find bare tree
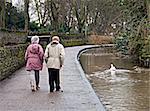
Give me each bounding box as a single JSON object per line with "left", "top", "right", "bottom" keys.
{"left": 46, "top": 0, "right": 73, "bottom": 32}
{"left": 32, "top": 0, "right": 49, "bottom": 27}
{"left": 24, "top": 0, "right": 29, "bottom": 31}
{"left": 27, "top": 0, "right": 123, "bottom": 34}
{"left": 145, "top": 0, "right": 150, "bottom": 21}
{"left": 87, "top": 0, "right": 121, "bottom": 34}
{"left": 0, "top": 0, "right": 5, "bottom": 28}
{"left": 49, "top": 0, "right": 60, "bottom": 31}
{"left": 73, "top": 0, "right": 87, "bottom": 33}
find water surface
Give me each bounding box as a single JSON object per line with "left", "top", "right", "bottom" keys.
{"left": 80, "top": 47, "right": 150, "bottom": 111}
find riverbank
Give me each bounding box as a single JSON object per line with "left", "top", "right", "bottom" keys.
{"left": 79, "top": 46, "right": 150, "bottom": 111}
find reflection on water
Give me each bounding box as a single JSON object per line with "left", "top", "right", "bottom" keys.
{"left": 79, "top": 47, "right": 150, "bottom": 111}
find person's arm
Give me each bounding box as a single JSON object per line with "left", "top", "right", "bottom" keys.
{"left": 25, "top": 46, "right": 29, "bottom": 61}
{"left": 39, "top": 45, "right": 44, "bottom": 63}
{"left": 60, "top": 44, "right": 65, "bottom": 68}
{"left": 44, "top": 45, "right": 49, "bottom": 63}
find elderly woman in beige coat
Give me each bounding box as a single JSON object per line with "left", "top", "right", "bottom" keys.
{"left": 44, "top": 36, "right": 65, "bottom": 92}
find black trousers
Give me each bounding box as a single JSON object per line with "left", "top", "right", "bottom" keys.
{"left": 48, "top": 68, "right": 60, "bottom": 92}
{"left": 34, "top": 70, "right": 39, "bottom": 87}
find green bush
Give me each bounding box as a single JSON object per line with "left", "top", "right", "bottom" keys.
{"left": 115, "top": 33, "right": 129, "bottom": 54}
{"left": 0, "top": 44, "right": 27, "bottom": 80}
{"left": 141, "top": 36, "right": 150, "bottom": 58}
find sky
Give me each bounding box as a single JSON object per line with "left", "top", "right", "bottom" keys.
{"left": 12, "top": 0, "right": 19, "bottom": 4}
{"left": 11, "top": 0, "right": 38, "bottom": 22}
{"left": 12, "top": 0, "right": 17, "bottom": 5}
{"left": 12, "top": 0, "right": 23, "bottom": 6}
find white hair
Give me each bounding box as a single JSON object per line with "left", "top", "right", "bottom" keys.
{"left": 52, "top": 36, "right": 60, "bottom": 43}
{"left": 31, "top": 35, "right": 39, "bottom": 44}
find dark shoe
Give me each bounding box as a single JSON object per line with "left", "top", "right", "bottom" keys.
{"left": 56, "top": 89, "right": 59, "bottom": 91}
{"left": 50, "top": 86, "right": 54, "bottom": 92}
{"left": 56, "top": 86, "right": 60, "bottom": 91}
{"left": 50, "top": 90, "right": 53, "bottom": 93}
{"left": 36, "top": 86, "right": 40, "bottom": 90}
{"left": 32, "top": 89, "right": 36, "bottom": 92}
{"left": 56, "top": 89, "right": 63, "bottom": 92}
{"left": 31, "top": 85, "right": 36, "bottom": 92}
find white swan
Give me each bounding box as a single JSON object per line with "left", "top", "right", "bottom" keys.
{"left": 110, "top": 64, "right": 117, "bottom": 78}
{"left": 89, "top": 63, "right": 132, "bottom": 80}
{"left": 110, "top": 64, "right": 116, "bottom": 71}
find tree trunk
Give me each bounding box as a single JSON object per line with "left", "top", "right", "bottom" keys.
{"left": 24, "top": 0, "right": 29, "bottom": 31}
{"left": 146, "top": 0, "right": 150, "bottom": 21}
{"left": 0, "top": 0, "right": 5, "bottom": 28}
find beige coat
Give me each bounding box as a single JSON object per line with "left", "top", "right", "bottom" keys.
{"left": 44, "top": 42, "right": 65, "bottom": 69}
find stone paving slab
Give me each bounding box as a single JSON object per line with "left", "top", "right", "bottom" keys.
{"left": 0, "top": 45, "right": 106, "bottom": 111}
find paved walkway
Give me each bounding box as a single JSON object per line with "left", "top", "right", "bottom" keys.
{"left": 0, "top": 46, "right": 105, "bottom": 111}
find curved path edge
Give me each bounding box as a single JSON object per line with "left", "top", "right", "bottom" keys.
{"left": 0, "top": 45, "right": 113, "bottom": 111}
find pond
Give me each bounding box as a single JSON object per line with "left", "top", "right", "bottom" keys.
{"left": 79, "top": 47, "right": 150, "bottom": 111}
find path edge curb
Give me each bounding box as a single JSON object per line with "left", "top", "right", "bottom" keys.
{"left": 75, "top": 45, "right": 114, "bottom": 111}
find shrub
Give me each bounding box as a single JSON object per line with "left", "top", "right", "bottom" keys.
{"left": 114, "top": 33, "right": 129, "bottom": 55}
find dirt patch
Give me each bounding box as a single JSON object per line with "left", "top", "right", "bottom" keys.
{"left": 88, "top": 35, "right": 114, "bottom": 44}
